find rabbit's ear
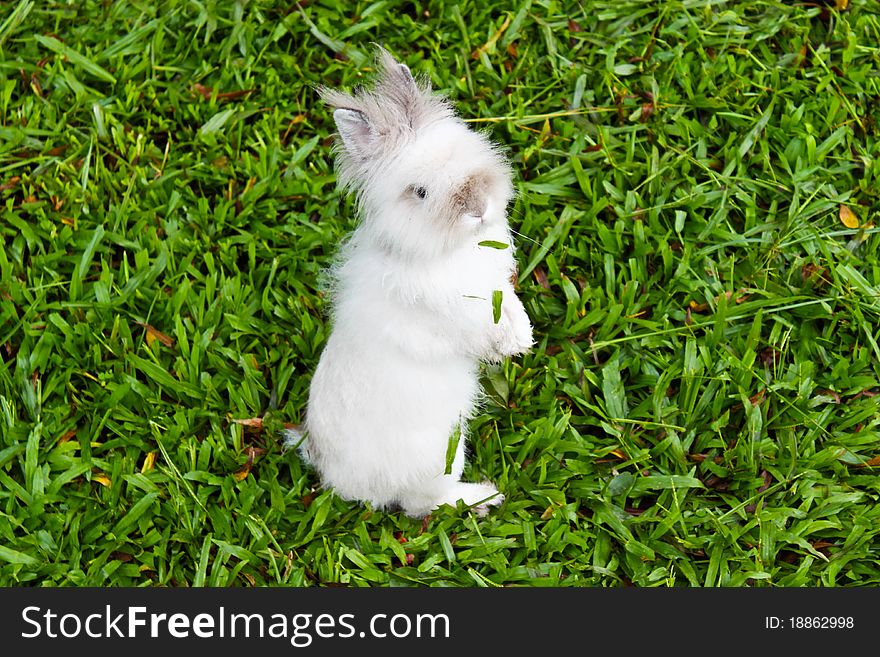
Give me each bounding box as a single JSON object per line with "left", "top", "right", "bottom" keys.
{"left": 333, "top": 108, "right": 373, "bottom": 158}
{"left": 374, "top": 48, "right": 424, "bottom": 126}
{"left": 397, "top": 62, "right": 416, "bottom": 86}
{"left": 385, "top": 56, "right": 418, "bottom": 94}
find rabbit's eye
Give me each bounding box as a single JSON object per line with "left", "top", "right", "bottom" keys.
{"left": 414, "top": 186, "right": 428, "bottom": 200}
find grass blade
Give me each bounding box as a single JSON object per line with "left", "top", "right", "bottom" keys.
{"left": 34, "top": 34, "right": 116, "bottom": 83}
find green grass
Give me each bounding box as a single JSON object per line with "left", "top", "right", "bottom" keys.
{"left": 1, "top": 0, "right": 879, "bottom": 587}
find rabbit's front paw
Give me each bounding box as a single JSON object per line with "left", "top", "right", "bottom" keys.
{"left": 495, "top": 301, "right": 533, "bottom": 356}
{"left": 509, "top": 307, "right": 534, "bottom": 355}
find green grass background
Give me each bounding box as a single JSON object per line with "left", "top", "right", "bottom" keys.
{"left": 1, "top": 0, "right": 879, "bottom": 587}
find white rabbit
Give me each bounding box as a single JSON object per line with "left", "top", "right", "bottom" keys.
{"left": 287, "top": 47, "right": 533, "bottom": 517}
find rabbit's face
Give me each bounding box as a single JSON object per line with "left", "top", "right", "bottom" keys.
{"left": 320, "top": 48, "right": 514, "bottom": 257}
{"left": 367, "top": 120, "right": 513, "bottom": 252}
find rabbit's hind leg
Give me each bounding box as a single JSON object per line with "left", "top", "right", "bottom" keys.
{"left": 397, "top": 478, "right": 503, "bottom": 518}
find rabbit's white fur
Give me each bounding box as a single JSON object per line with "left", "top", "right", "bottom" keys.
{"left": 288, "top": 48, "right": 533, "bottom": 517}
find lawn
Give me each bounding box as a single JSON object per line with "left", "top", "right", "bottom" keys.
{"left": 1, "top": 0, "right": 879, "bottom": 587}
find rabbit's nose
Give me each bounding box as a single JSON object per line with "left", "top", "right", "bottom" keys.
{"left": 457, "top": 173, "right": 491, "bottom": 218}
{"left": 464, "top": 195, "right": 488, "bottom": 219}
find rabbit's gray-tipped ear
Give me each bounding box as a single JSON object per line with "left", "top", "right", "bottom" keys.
{"left": 375, "top": 47, "right": 422, "bottom": 97}
{"left": 333, "top": 108, "right": 373, "bottom": 158}
{"left": 396, "top": 61, "right": 416, "bottom": 87}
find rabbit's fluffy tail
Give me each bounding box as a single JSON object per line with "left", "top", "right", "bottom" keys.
{"left": 282, "top": 425, "right": 306, "bottom": 451}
